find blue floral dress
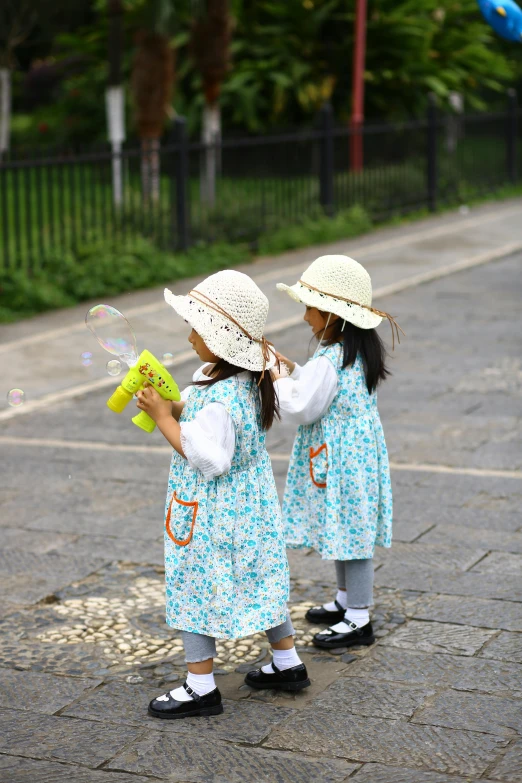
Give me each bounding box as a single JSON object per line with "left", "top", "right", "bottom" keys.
{"left": 282, "top": 343, "right": 392, "bottom": 560}
{"left": 164, "top": 377, "right": 289, "bottom": 639}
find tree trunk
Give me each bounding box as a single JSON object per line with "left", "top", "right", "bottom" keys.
{"left": 141, "top": 137, "right": 161, "bottom": 203}
{"left": 200, "top": 102, "right": 221, "bottom": 206}
{"left": 0, "top": 68, "right": 11, "bottom": 159}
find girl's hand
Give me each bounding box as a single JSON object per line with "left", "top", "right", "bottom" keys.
{"left": 136, "top": 383, "right": 172, "bottom": 423}
{"left": 274, "top": 351, "right": 295, "bottom": 376}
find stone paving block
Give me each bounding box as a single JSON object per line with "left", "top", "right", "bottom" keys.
{"left": 342, "top": 647, "right": 522, "bottom": 695}
{"left": 58, "top": 534, "right": 164, "bottom": 565}
{"left": 308, "top": 677, "right": 435, "bottom": 719}
{"left": 373, "top": 542, "right": 486, "bottom": 571}
{"left": 63, "top": 680, "right": 295, "bottom": 744}
{"left": 413, "top": 594, "right": 522, "bottom": 632}
{"left": 376, "top": 563, "right": 522, "bottom": 601}
{"left": 0, "top": 527, "right": 76, "bottom": 553}
{"left": 412, "top": 690, "right": 522, "bottom": 736}
{"left": 0, "top": 668, "right": 101, "bottom": 714}
{"left": 389, "top": 517, "right": 435, "bottom": 543}
{"left": 381, "top": 620, "right": 495, "bottom": 656}
{"left": 0, "top": 708, "right": 141, "bottom": 767}
{"left": 107, "top": 732, "right": 357, "bottom": 782}
{"left": 265, "top": 710, "right": 508, "bottom": 776}
{"left": 489, "top": 740, "right": 522, "bottom": 782}
{"left": 287, "top": 550, "right": 337, "bottom": 583}
{"left": 418, "top": 523, "right": 522, "bottom": 553}
{"left": 352, "top": 762, "right": 498, "bottom": 783}
{"left": 29, "top": 510, "right": 164, "bottom": 540}
{"left": 0, "top": 756, "right": 152, "bottom": 783}
{"left": 470, "top": 551, "right": 522, "bottom": 575}
{"left": 480, "top": 632, "right": 522, "bottom": 664}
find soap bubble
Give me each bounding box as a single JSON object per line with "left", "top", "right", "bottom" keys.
{"left": 85, "top": 304, "right": 138, "bottom": 367}
{"left": 81, "top": 351, "right": 93, "bottom": 367}
{"left": 162, "top": 352, "right": 174, "bottom": 363}
{"left": 7, "top": 389, "right": 25, "bottom": 407}
{"left": 107, "top": 359, "right": 122, "bottom": 376}
{"left": 459, "top": 205, "right": 470, "bottom": 215}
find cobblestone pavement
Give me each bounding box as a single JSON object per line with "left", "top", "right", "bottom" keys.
{"left": 1, "top": 229, "right": 521, "bottom": 780}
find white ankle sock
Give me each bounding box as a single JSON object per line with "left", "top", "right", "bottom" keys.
{"left": 262, "top": 646, "right": 302, "bottom": 674}
{"left": 344, "top": 607, "right": 370, "bottom": 627}
{"left": 167, "top": 671, "right": 216, "bottom": 702}
{"left": 323, "top": 589, "right": 348, "bottom": 612}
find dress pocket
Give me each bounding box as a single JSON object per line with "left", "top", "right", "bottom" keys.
{"left": 309, "top": 443, "right": 328, "bottom": 488}
{"left": 165, "top": 491, "right": 198, "bottom": 546}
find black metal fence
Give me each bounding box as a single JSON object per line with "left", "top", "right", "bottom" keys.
{"left": 1, "top": 94, "right": 521, "bottom": 272}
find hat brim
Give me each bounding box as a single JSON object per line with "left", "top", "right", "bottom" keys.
{"left": 276, "top": 282, "right": 382, "bottom": 330}
{"left": 164, "top": 288, "right": 276, "bottom": 372}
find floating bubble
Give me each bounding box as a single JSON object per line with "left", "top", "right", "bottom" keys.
{"left": 81, "top": 351, "right": 93, "bottom": 367}
{"left": 107, "top": 359, "right": 123, "bottom": 377}
{"left": 459, "top": 205, "right": 470, "bottom": 215}
{"left": 162, "top": 352, "right": 174, "bottom": 363}
{"left": 85, "top": 304, "right": 138, "bottom": 366}
{"left": 7, "top": 389, "right": 25, "bottom": 407}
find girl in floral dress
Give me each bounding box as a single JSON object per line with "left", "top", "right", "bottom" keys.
{"left": 273, "top": 255, "right": 401, "bottom": 650}
{"left": 136, "top": 270, "right": 310, "bottom": 721}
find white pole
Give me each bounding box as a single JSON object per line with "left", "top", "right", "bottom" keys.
{"left": 106, "top": 85, "right": 126, "bottom": 206}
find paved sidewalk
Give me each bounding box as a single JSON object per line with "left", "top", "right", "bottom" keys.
{"left": 2, "top": 198, "right": 522, "bottom": 417}
{"left": 0, "top": 202, "right": 521, "bottom": 782}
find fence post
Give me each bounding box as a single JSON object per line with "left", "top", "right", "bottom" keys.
{"left": 172, "top": 116, "right": 190, "bottom": 252}
{"left": 319, "top": 102, "right": 335, "bottom": 216}
{"left": 506, "top": 88, "right": 518, "bottom": 185}
{"left": 426, "top": 93, "right": 438, "bottom": 212}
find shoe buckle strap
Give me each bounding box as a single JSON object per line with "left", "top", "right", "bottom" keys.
{"left": 183, "top": 682, "right": 201, "bottom": 701}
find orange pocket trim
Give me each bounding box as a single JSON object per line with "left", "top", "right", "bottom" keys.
{"left": 309, "top": 443, "right": 328, "bottom": 488}
{"left": 165, "top": 491, "right": 198, "bottom": 546}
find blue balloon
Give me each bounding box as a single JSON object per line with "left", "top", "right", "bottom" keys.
{"left": 477, "top": 0, "right": 522, "bottom": 41}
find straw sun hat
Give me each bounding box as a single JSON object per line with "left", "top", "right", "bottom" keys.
{"left": 164, "top": 270, "right": 276, "bottom": 373}
{"left": 277, "top": 254, "right": 403, "bottom": 346}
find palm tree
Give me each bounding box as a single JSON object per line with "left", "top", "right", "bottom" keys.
{"left": 190, "top": 0, "right": 232, "bottom": 204}
{"left": 130, "top": 0, "right": 176, "bottom": 202}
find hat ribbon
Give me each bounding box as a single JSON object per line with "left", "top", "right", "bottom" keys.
{"left": 188, "top": 290, "right": 273, "bottom": 384}
{"left": 298, "top": 279, "right": 405, "bottom": 350}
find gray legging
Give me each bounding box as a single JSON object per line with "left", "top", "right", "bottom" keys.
{"left": 334, "top": 558, "right": 374, "bottom": 608}
{"left": 182, "top": 611, "right": 295, "bottom": 663}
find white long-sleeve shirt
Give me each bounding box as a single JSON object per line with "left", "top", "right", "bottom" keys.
{"left": 275, "top": 355, "right": 338, "bottom": 426}
{"left": 179, "top": 365, "right": 243, "bottom": 481}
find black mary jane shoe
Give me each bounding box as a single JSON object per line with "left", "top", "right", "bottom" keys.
{"left": 148, "top": 682, "right": 224, "bottom": 720}
{"left": 305, "top": 600, "right": 346, "bottom": 626}
{"left": 313, "top": 620, "right": 375, "bottom": 650}
{"left": 244, "top": 661, "right": 311, "bottom": 692}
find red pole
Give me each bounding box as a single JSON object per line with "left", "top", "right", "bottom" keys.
{"left": 350, "top": 0, "right": 367, "bottom": 172}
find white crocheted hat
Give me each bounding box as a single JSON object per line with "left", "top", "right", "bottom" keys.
{"left": 277, "top": 255, "right": 382, "bottom": 330}
{"left": 164, "top": 270, "right": 276, "bottom": 373}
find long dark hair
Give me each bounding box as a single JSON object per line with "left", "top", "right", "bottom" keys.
{"left": 318, "top": 315, "right": 390, "bottom": 394}
{"left": 194, "top": 359, "right": 280, "bottom": 430}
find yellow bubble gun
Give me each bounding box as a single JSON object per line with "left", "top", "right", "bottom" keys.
{"left": 106, "top": 349, "right": 181, "bottom": 433}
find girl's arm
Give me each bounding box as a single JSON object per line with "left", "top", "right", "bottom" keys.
{"left": 180, "top": 403, "right": 235, "bottom": 480}
{"left": 136, "top": 385, "right": 186, "bottom": 455}
{"left": 274, "top": 355, "right": 338, "bottom": 425}
{"left": 171, "top": 400, "right": 185, "bottom": 421}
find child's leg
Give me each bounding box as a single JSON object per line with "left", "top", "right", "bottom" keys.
{"left": 312, "top": 559, "right": 375, "bottom": 648}
{"left": 148, "top": 631, "right": 223, "bottom": 718}
{"left": 244, "top": 612, "right": 310, "bottom": 690}
{"left": 305, "top": 561, "right": 347, "bottom": 623}
{"left": 170, "top": 631, "right": 217, "bottom": 700}
{"left": 263, "top": 612, "right": 302, "bottom": 672}
{"left": 343, "top": 558, "right": 373, "bottom": 626}
{"left": 322, "top": 560, "right": 349, "bottom": 611}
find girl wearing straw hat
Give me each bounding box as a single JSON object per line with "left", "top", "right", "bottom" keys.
{"left": 136, "top": 270, "right": 310, "bottom": 720}
{"left": 274, "top": 255, "right": 401, "bottom": 650}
